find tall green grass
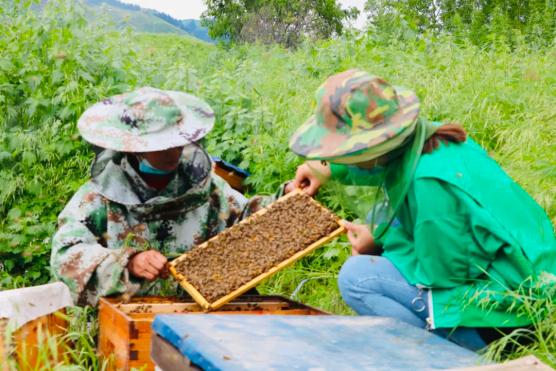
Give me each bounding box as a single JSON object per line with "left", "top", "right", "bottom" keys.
{"left": 482, "top": 274, "right": 556, "bottom": 367}
{"left": 0, "top": 0, "right": 140, "bottom": 288}
{"left": 1, "top": 1, "right": 555, "bottom": 367}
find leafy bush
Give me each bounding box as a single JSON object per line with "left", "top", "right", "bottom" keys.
{"left": 364, "top": 0, "right": 556, "bottom": 48}
{"left": 202, "top": 0, "right": 357, "bottom": 48}
{"left": 0, "top": 0, "right": 139, "bottom": 287}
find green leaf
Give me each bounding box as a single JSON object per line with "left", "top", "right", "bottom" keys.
{"left": 322, "top": 247, "right": 341, "bottom": 260}
{"left": 7, "top": 207, "right": 22, "bottom": 220}
{"left": 4, "top": 259, "right": 15, "bottom": 272}
{"left": 22, "top": 151, "right": 37, "bottom": 165}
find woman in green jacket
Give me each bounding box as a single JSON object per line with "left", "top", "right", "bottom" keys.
{"left": 286, "top": 69, "right": 556, "bottom": 350}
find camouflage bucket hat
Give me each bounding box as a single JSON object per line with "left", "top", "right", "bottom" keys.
{"left": 78, "top": 87, "right": 215, "bottom": 152}
{"left": 289, "top": 69, "right": 420, "bottom": 161}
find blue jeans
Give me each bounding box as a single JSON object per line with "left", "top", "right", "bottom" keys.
{"left": 338, "top": 255, "right": 487, "bottom": 352}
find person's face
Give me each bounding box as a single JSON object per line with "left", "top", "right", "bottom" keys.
{"left": 139, "top": 146, "right": 184, "bottom": 171}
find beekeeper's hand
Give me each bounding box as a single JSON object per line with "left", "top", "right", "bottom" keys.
{"left": 344, "top": 221, "right": 376, "bottom": 256}
{"left": 128, "top": 250, "right": 168, "bottom": 280}
{"left": 285, "top": 160, "right": 331, "bottom": 196}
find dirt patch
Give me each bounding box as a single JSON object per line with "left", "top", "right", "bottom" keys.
{"left": 173, "top": 192, "right": 341, "bottom": 303}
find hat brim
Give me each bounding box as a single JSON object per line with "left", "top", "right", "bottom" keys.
{"left": 289, "top": 86, "right": 419, "bottom": 161}
{"left": 78, "top": 91, "right": 215, "bottom": 153}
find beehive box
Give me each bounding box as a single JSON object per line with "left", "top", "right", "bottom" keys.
{"left": 0, "top": 318, "right": 8, "bottom": 371}
{"left": 150, "top": 315, "right": 486, "bottom": 371}
{"left": 169, "top": 190, "right": 345, "bottom": 310}
{"left": 4, "top": 312, "right": 68, "bottom": 370}
{"left": 98, "top": 295, "right": 325, "bottom": 371}
{"left": 212, "top": 157, "right": 249, "bottom": 193}
{"left": 0, "top": 283, "right": 71, "bottom": 371}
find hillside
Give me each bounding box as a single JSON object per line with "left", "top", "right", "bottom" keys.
{"left": 85, "top": 0, "right": 212, "bottom": 41}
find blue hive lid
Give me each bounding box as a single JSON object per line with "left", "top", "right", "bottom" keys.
{"left": 152, "top": 314, "right": 485, "bottom": 371}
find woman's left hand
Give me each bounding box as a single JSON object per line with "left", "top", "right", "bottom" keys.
{"left": 343, "top": 221, "right": 376, "bottom": 256}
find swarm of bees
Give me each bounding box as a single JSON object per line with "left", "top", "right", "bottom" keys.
{"left": 173, "top": 192, "right": 341, "bottom": 303}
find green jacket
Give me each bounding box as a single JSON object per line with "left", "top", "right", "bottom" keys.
{"left": 331, "top": 139, "right": 556, "bottom": 328}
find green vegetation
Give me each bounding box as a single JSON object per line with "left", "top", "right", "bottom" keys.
{"left": 1, "top": 0, "right": 555, "bottom": 368}
{"left": 89, "top": 4, "right": 188, "bottom": 35}
{"left": 365, "top": 0, "right": 556, "bottom": 48}
{"left": 483, "top": 274, "right": 556, "bottom": 366}
{"left": 202, "top": 0, "right": 358, "bottom": 47}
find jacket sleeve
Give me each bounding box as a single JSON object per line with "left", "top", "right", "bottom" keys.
{"left": 381, "top": 178, "right": 508, "bottom": 288}
{"left": 50, "top": 183, "right": 136, "bottom": 306}
{"left": 209, "top": 173, "right": 286, "bottom": 229}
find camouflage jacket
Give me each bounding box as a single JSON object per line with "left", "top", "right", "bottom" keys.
{"left": 51, "top": 144, "right": 277, "bottom": 306}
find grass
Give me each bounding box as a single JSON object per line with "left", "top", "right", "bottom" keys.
{"left": 2, "top": 307, "right": 109, "bottom": 370}
{"left": 481, "top": 274, "right": 556, "bottom": 367}
{"left": 1, "top": 1, "right": 555, "bottom": 368}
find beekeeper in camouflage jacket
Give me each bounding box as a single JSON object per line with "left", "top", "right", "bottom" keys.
{"left": 51, "top": 88, "right": 277, "bottom": 306}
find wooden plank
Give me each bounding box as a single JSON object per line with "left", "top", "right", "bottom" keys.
{"left": 169, "top": 189, "right": 345, "bottom": 310}
{"left": 118, "top": 303, "right": 200, "bottom": 314}
{"left": 98, "top": 298, "right": 132, "bottom": 371}
{"left": 123, "top": 297, "right": 323, "bottom": 319}
{"left": 0, "top": 318, "right": 10, "bottom": 371}
{"left": 128, "top": 308, "right": 321, "bottom": 321}
{"left": 151, "top": 334, "right": 201, "bottom": 371}
{"left": 166, "top": 268, "right": 211, "bottom": 310}
{"left": 451, "top": 355, "right": 553, "bottom": 371}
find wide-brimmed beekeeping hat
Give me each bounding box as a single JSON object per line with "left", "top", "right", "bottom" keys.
{"left": 78, "top": 87, "right": 215, "bottom": 152}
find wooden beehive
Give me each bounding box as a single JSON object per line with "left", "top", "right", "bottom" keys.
{"left": 0, "top": 318, "right": 8, "bottom": 371}
{"left": 0, "top": 283, "right": 71, "bottom": 370}
{"left": 98, "top": 295, "right": 325, "bottom": 371}
{"left": 212, "top": 158, "right": 249, "bottom": 193}
{"left": 10, "top": 312, "right": 68, "bottom": 370}
{"left": 169, "top": 190, "right": 345, "bottom": 310}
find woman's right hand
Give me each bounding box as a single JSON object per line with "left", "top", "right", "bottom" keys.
{"left": 285, "top": 160, "right": 331, "bottom": 196}
{"left": 344, "top": 221, "right": 376, "bottom": 256}
{"left": 127, "top": 250, "right": 168, "bottom": 281}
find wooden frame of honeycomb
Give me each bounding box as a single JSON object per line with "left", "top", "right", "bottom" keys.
{"left": 169, "top": 189, "right": 345, "bottom": 310}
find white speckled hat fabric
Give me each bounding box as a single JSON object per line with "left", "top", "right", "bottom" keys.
{"left": 78, "top": 87, "right": 215, "bottom": 152}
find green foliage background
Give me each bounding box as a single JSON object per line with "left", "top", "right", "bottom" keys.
{"left": 0, "top": 0, "right": 555, "bottom": 366}
{"left": 366, "top": 0, "right": 556, "bottom": 48}
{"left": 202, "top": 0, "right": 354, "bottom": 47}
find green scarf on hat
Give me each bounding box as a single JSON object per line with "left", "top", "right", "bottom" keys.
{"left": 336, "top": 119, "right": 442, "bottom": 239}
{"left": 370, "top": 119, "right": 441, "bottom": 239}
